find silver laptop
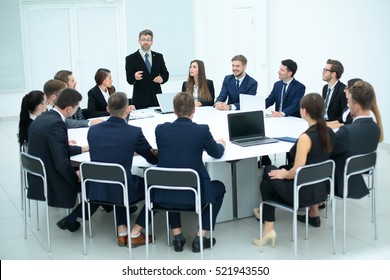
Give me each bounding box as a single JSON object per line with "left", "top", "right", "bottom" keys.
{"left": 239, "top": 94, "right": 266, "bottom": 112}
{"left": 228, "top": 110, "right": 278, "bottom": 147}
{"left": 155, "top": 93, "right": 176, "bottom": 114}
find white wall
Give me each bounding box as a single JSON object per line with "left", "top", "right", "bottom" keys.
{"left": 193, "top": 0, "right": 390, "bottom": 143}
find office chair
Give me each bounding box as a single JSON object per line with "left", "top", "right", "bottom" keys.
{"left": 259, "top": 159, "right": 336, "bottom": 258}
{"left": 80, "top": 161, "right": 137, "bottom": 258}
{"left": 20, "top": 151, "right": 52, "bottom": 253}
{"left": 338, "top": 151, "right": 377, "bottom": 254}
{"left": 144, "top": 167, "right": 212, "bottom": 260}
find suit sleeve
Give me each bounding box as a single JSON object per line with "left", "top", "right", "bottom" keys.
{"left": 266, "top": 84, "right": 277, "bottom": 109}
{"left": 216, "top": 76, "right": 229, "bottom": 103}
{"left": 66, "top": 118, "right": 89, "bottom": 128}
{"left": 203, "top": 126, "right": 224, "bottom": 159}
{"left": 125, "top": 55, "right": 136, "bottom": 85}
{"left": 135, "top": 129, "right": 158, "bottom": 165}
{"left": 283, "top": 83, "right": 305, "bottom": 116}
{"left": 47, "top": 123, "right": 79, "bottom": 185}
{"left": 331, "top": 126, "right": 350, "bottom": 157}
{"left": 87, "top": 89, "right": 109, "bottom": 118}
{"left": 158, "top": 54, "right": 169, "bottom": 84}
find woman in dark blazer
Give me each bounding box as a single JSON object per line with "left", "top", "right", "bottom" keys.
{"left": 87, "top": 68, "right": 116, "bottom": 118}
{"left": 182, "top": 60, "right": 215, "bottom": 106}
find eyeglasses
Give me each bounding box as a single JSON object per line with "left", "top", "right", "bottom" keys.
{"left": 139, "top": 38, "right": 152, "bottom": 42}
{"left": 323, "top": 68, "right": 334, "bottom": 73}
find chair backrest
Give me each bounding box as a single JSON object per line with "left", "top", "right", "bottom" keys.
{"left": 80, "top": 161, "right": 128, "bottom": 207}
{"left": 144, "top": 167, "right": 201, "bottom": 213}
{"left": 294, "top": 159, "right": 335, "bottom": 206}
{"left": 20, "top": 151, "right": 47, "bottom": 198}
{"left": 344, "top": 151, "right": 376, "bottom": 178}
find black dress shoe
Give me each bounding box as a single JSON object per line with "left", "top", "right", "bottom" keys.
{"left": 318, "top": 203, "right": 326, "bottom": 209}
{"left": 297, "top": 215, "right": 321, "bottom": 228}
{"left": 56, "top": 217, "right": 81, "bottom": 232}
{"left": 192, "top": 237, "right": 216, "bottom": 253}
{"left": 173, "top": 238, "right": 186, "bottom": 252}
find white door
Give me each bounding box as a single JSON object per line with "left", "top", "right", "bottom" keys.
{"left": 22, "top": 1, "right": 124, "bottom": 108}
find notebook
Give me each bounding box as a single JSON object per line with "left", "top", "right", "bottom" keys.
{"left": 155, "top": 93, "right": 176, "bottom": 114}
{"left": 239, "top": 94, "right": 266, "bottom": 112}
{"left": 228, "top": 110, "right": 278, "bottom": 147}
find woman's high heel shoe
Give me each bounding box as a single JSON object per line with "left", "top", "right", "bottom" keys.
{"left": 252, "top": 230, "right": 277, "bottom": 248}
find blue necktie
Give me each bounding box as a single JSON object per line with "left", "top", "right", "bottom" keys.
{"left": 145, "top": 53, "right": 151, "bottom": 74}
{"left": 236, "top": 79, "right": 240, "bottom": 93}
{"left": 279, "top": 83, "right": 287, "bottom": 111}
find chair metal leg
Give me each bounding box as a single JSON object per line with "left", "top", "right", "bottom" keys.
{"left": 259, "top": 203, "right": 263, "bottom": 253}
{"left": 24, "top": 186, "right": 28, "bottom": 240}
{"left": 293, "top": 210, "right": 298, "bottom": 259}
{"left": 125, "top": 204, "right": 131, "bottom": 259}
{"left": 166, "top": 212, "right": 170, "bottom": 247}
{"left": 305, "top": 207, "right": 309, "bottom": 240}
{"left": 36, "top": 201, "right": 39, "bottom": 230}
{"left": 151, "top": 210, "right": 155, "bottom": 244}
{"left": 45, "top": 202, "right": 51, "bottom": 253}
{"left": 210, "top": 204, "right": 213, "bottom": 250}
{"left": 113, "top": 206, "right": 117, "bottom": 236}
{"left": 372, "top": 172, "right": 377, "bottom": 240}
{"left": 343, "top": 198, "right": 347, "bottom": 254}
{"left": 198, "top": 207, "right": 204, "bottom": 260}
{"left": 145, "top": 206, "right": 149, "bottom": 259}
{"left": 82, "top": 199, "right": 87, "bottom": 255}
{"left": 88, "top": 203, "right": 92, "bottom": 239}
{"left": 331, "top": 196, "right": 336, "bottom": 255}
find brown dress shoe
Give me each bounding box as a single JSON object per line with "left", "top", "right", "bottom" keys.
{"left": 131, "top": 233, "right": 152, "bottom": 248}
{"left": 117, "top": 235, "right": 128, "bottom": 247}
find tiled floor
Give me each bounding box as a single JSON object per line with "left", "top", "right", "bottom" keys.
{"left": 1, "top": 119, "right": 390, "bottom": 260}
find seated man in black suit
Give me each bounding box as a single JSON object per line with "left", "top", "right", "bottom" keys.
{"left": 155, "top": 92, "right": 226, "bottom": 253}
{"left": 321, "top": 59, "right": 347, "bottom": 121}
{"left": 87, "top": 92, "right": 158, "bottom": 247}
{"left": 28, "top": 88, "right": 91, "bottom": 232}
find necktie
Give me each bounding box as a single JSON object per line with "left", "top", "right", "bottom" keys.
{"left": 324, "top": 87, "right": 332, "bottom": 117}
{"left": 279, "top": 83, "right": 287, "bottom": 111}
{"left": 236, "top": 79, "right": 240, "bottom": 93}
{"left": 145, "top": 53, "right": 151, "bottom": 74}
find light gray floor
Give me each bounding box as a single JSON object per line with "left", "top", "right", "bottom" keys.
{"left": 1, "top": 119, "right": 389, "bottom": 260}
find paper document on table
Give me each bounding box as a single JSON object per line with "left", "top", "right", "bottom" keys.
{"left": 128, "top": 110, "right": 154, "bottom": 120}
{"left": 274, "top": 137, "right": 297, "bottom": 143}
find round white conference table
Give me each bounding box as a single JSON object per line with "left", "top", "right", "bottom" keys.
{"left": 69, "top": 107, "right": 308, "bottom": 222}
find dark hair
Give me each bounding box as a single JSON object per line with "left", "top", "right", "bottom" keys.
{"left": 108, "top": 92, "right": 128, "bottom": 117}
{"left": 139, "top": 29, "right": 153, "bottom": 39}
{"left": 185, "top": 60, "right": 212, "bottom": 101}
{"left": 300, "top": 93, "right": 332, "bottom": 153}
{"left": 174, "top": 92, "right": 195, "bottom": 117}
{"left": 18, "top": 90, "right": 45, "bottom": 146}
{"left": 231, "top": 55, "right": 247, "bottom": 65}
{"left": 347, "top": 78, "right": 362, "bottom": 88}
{"left": 94, "top": 68, "right": 111, "bottom": 85}
{"left": 55, "top": 88, "right": 82, "bottom": 110}
{"left": 349, "top": 81, "right": 375, "bottom": 111}
{"left": 326, "top": 59, "right": 344, "bottom": 79}
{"left": 54, "top": 70, "right": 72, "bottom": 84}
{"left": 281, "top": 59, "right": 298, "bottom": 76}
{"left": 44, "top": 79, "right": 67, "bottom": 98}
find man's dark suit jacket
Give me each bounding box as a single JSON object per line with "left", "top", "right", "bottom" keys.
{"left": 87, "top": 85, "right": 110, "bottom": 118}
{"left": 331, "top": 117, "right": 380, "bottom": 199}
{"left": 265, "top": 78, "right": 306, "bottom": 117}
{"left": 87, "top": 116, "right": 158, "bottom": 205}
{"left": 125, "top": 50, "right": 169, "bottom": 109}
{"left": 27, "top": 110, "right": 81, "bottom": 208}
{"left": 182, "top": 79, "right": 215, "bottom": 106}
{"left": 154, "top": 117, "right": 225, "bottom": 206}
{"left": 215, "top": 74, "right": 257, "bottom": 110}
{"left": 322, "top": 81, "right": 347, "bottom": 121}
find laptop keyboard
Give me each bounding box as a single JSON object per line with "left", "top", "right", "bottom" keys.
{"left": 233, "top": 137, "right": 278, "bottom": 147}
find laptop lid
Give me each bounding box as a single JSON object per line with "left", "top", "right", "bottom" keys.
{"left": 228, "top": 110, "right": 266, "bottom": 141}
{"left": 239, "top": 94, "right": 265, "bottom": 112}
{"left": 156, "top": 93, "right": 176, "bottom": 113}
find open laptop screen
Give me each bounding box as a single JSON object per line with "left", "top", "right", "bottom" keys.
{"left": 228, "top": 110, "right": 265, "bottom": 141}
